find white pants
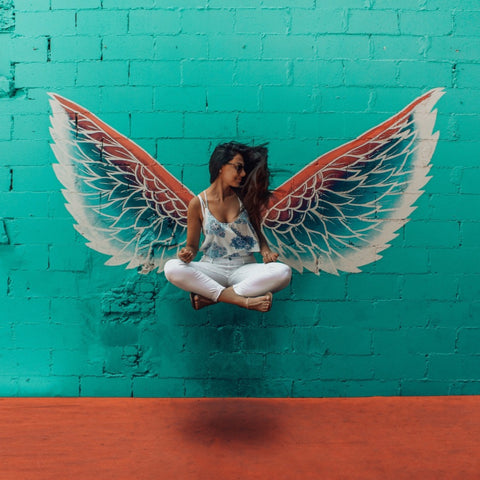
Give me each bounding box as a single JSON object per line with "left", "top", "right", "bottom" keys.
{"left": 164, "top": 254, "right": 292, "bottom": 302}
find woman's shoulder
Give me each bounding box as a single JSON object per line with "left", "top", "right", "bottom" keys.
{"left": 188, "top": 195, "right": 202, "bottom": 211}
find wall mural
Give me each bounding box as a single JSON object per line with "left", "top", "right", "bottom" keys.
{"left": 49, "top": 88, "right": 444, "bottom": 276}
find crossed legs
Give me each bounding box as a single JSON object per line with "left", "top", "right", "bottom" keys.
{"left": 164, "top": 258, "right": 291, "bottom": 312}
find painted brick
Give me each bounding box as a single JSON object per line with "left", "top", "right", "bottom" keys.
{"left": 10, "top": 36, "right": 47, "bottom": 62}
{"left": 399, "top": 10, "right": 453, "bottom": 35}
{"left": 292, "top": 59, "right": 344, "bottom": 87}
{"left": 404, "top": 220, "right": 459, "bottom": 248}
{"left": 80, "top": 376, "right": 132, "bottom": 397}
{"left": 15, "top": 11, "right": 76, "bottom": 36}
{"left": 0, "top": 348, "right": 51, "bottom": 376}
{"left": 372, "top": 354, "right": 427, "bottom": 380}
{"left": 0, "top": 115, "right": 11, "bottom": 140}
{"left": 182, "top": 59, "right": 235, "bottom": 86}
{"left": 235, "top": 9, "right": 289, "bottom": 34}
{"left": 372, "top": 35, "right": 424, "bottom": 60}
{"left": 290, "top": 8, "right": 345, "bottom": 34}
{"left": 205, "top": 86, "right": 258, "bottom": 112}
{"left": 374, "top": 328, "right": 455, "bottom": 355}
{"left": 427, "top": 36, "right": 480, "bottom": 62}
{"left": 0, "top": 244, "right": 49, "bottom": 271}
{"left": 428, "top": 354, "right": 480, "bottom": 381}
{"left": 397, "top": 61, "right": 452, "bottom": 88}
{"left": 346, "top": 273, "right": 401, "bottom": 301}
{"left": 294, "top": 326, "right": 371, "bottom": 355}
{"left": 454, "top": 11, "right": 480, "bottom": 36}
{"left": 237, "top": 112, "right": 290, "bottom": 140}
{"left": 240, "top": 326, "right": 294, "bottom": 353}
{"left": 261, "top": 86, "right": 316, "bottom": 113}
{"left": 154, "top": 34, "right": 208, "bottom": 61}
{"left": 238, "top": 379, "right": 293, "bottom": 397}
{"left": 344, "top": 60, "right": 398, "bottom": 87}
{"left": 0, "top": 378, "right": 19, "bottom": 396}
{"left": 52, "top": 348, "right": 104, "bottom": 376}
{"left": 100, "top": 86, "right": 153, "bottom": 112}
{"left": 461, "top": 221, "right": 480, "bottom": 247}
{"left": 439, "top": 88, "right": 480, "bottom": 115}
{"left": 262, "top": 35, "right": 316, "bottom": 59}
{"left": 427, "top": 301, "right": 471, "bottom": 328}
{"left": 184, "top": 112, "right": 236, "bottom": 138}
{"left": 373, "top": 248, "right": 429, "bottom": 274}
{"left": 49, "top": 244, "right": 89, "bottom": 272}
{"left": 2, "top": 297, "right": 50, "bottom": 323}
{"left": 52, "top": 0, "right": 100, "bottom": 7}
{"left": 450, "top": 381, "right": 480, "bottom": 396}
{"left": 262, "top": 0, "right": 313, "bottom": 7}
{"left": 132, "top": 377, "right": 185, "bottom": 397}
{"left": 181, "top": 9, "right": 234, "bottom": 34}
{"left": 76, "top": 10, "right": 128, "bottom": 35}
{"left": 208, "top": 34, "right": 261, "bottom": 60}
{"left": 8, "top": 165, "right": 58, "bottom": 191}
{"left": 16, "top": 376, "right": 80, "bottom": 396}
{"left": 458, "top": 274, "right": 480, "bottom": 301}
{"left": 13, "top": 0, "right": 50, "bottom": 10}
{"left": 102, "top": 0, "right": 158, "bottom": 7}
{"left": 76, "top": 61, "right": 129, "bottom": 86}
{"left": 50, "top": 36, "right": 101, "bottom": 62}
{"left": 319, "top": 86, "right": 371, "bottom": 112}
{"left": 8, "top": 270, "right": 84, "bottom": 298}
{"left": 293, "top": 274, "right": 346, "bottom": 301}
{"left": 400, "top": 380, "right": 452, "bottom": 396}
{"left": 102, "top": 35, "right": 154, "bottom": 61}
{"left": 430, "top": 247, "right": 480, "bottom": 274}
{"left": 455, "top": 115, "right": 480, "bottom": 142}
{"left": 129, "top": 9, "right": 181, "bottom": 35}
{"left": 348, "top": 9, "right": 399, "bottom": 35}
{"left": 316, "top": 34, "right": 370, "bottom": 60}
{"left": 130, "top": 60, "right": 180, "bottom": 86}
{"left": 130, "top": 112, "right": 183, "bottom": 138}
{"left": 401, "top": 274, "right": 458, "bottom": 301}
{"left": 1, "top": 2, "right": 479, "bottom": 399}
{"left": 6, "top": 217, "right": 79, "bottom": 245}
{"left": 154, "top": 86, "right": 207, "bottom": 112}
{"left": 457, "top": 328, "right": 480, "bottom": 354}
{"left": 427, "top": 194, "right": 479, "bottom": 221}
{"left": 15, "top": 63, "right": 76, "bottom": 88}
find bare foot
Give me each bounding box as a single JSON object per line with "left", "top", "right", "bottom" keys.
{"left": 245, "top": 292, "right": 273, "bottom": 312}
{"left": 190, "top": 293, "right": 215, "bottom": 310}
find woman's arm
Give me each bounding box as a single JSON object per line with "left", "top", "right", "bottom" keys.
{"left": 252, "top": 218, "right": 279, "bottom": 264}
{"left": 178, "top": 196, "right": 202, "bottom": 263}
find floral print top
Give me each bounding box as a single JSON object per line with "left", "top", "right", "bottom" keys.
{"left": 198, "top": 193, "right": 260, "bottom": 259}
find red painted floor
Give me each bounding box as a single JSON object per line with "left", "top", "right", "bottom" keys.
{"left": 0, "top": 396, "right": 479, "bottom": 479}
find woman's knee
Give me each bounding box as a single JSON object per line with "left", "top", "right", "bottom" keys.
{"left": 272, "top": 262, "right": 292, "bottom": 280}
{"left": 272, "top": 262, "right": 292, "bottom": 289}
{"left": 163, "top": 258, "right": 184, "bottom": 283}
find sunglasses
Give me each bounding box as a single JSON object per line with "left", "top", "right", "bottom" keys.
{"left": 226, "top": 162, "right": 245, "bottom": 173}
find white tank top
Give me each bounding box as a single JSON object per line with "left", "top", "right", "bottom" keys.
{"left": 198, "top": 192, "right": 260, "bottom": 259}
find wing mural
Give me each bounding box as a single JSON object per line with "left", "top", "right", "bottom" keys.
{"left": 49, "top": 93, "right": 194, "bottom": 274}
{"left": 262, "top": 88, "right": 444, "bottom": 274}
{"left": 49, "top": 88, "right": 444, "bottom": 276}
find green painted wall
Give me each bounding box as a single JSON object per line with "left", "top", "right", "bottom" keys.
{"left": 1, "top": 0, "right": 479, "bottom": 397}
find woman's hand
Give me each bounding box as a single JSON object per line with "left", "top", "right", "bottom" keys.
{"left": 261, "top": 249, "right": 279, "bottom": 263}
{"left": 178, "top": 246, "right": 196, "bottom": 263}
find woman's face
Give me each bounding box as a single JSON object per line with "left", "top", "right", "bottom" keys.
{"left": 220, "top": 153, "right": 246, "bottom": 187}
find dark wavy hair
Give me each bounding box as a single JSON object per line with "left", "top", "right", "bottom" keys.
{"left": 209, "top": 141, "right": 271, "bottom": 229}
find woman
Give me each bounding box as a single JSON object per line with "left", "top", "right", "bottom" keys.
{"left": 164, "top": 141, "right": 292, "bottom": 312}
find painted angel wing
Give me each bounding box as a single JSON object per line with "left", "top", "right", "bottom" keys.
{"left": 262, "top": 88, "right": 445, "bottom": 275}
{"left": 49, "top": 93, "right": 194, "bottom": 273}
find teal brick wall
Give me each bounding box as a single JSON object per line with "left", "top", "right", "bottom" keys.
{"left": 1, "top": 0, "right": 479, "bottom": 397}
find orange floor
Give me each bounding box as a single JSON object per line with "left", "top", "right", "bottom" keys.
{"left": 1, "top": 396, "right": 479, "bottom": 479}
